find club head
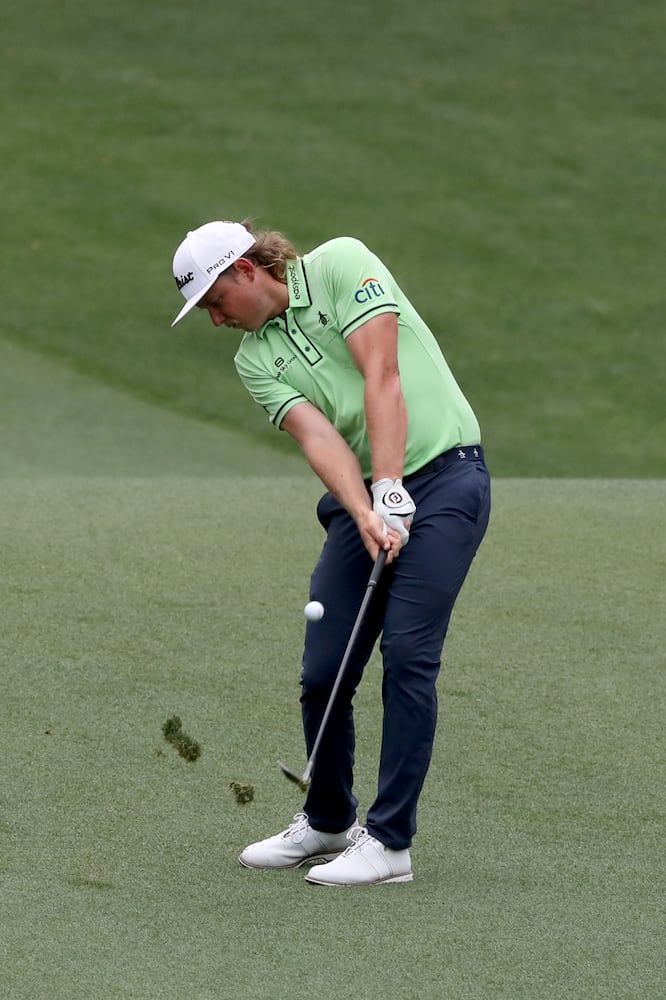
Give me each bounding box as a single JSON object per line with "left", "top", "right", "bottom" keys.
{"left": 278, "top": 760, "right": 310, "bottom": 793}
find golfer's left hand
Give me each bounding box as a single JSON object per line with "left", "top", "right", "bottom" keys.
{"left": 371, "top": 478, "right": 416, "bottom": 545}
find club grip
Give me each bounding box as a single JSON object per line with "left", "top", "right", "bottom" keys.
{"left": 368, "top": 548, "right": 388, "bottom": 588}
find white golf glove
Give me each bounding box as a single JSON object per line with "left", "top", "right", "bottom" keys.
{"left": 371, "top": 478, "right": 416, "bottom": 545}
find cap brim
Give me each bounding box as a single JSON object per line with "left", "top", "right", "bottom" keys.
{"left": 171, "top": 274, "right": 218, "bottom": 327}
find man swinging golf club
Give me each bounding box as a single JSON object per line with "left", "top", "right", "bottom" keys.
{"left": 171, "top": 219, "right": 491, "bottom": 886}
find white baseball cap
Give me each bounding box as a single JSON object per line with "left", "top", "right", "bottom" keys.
{"left": 171, "top": 221, "right": 257, "bottom": 326}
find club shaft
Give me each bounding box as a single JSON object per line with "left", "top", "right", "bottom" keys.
{"left": 302, "top": 548, "right": 387, "bottom": 783}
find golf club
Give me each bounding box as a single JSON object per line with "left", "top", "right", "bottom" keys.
{"left": 279, "top": 547, "right": 388, "bottom": 791}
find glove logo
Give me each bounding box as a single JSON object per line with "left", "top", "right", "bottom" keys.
{"left": 385, "top": 490, "right": 405, "bottom": 507}
{"left": 371, "top": 478, "right": 416, "bottom": 545}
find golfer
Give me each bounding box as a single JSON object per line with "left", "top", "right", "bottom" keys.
{"left": 171, "top": 219, "right": 491, "bottom": 885}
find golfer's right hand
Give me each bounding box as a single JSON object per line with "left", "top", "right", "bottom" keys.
{"left": 355, "top": 510, "right": 402, "bottom": 564}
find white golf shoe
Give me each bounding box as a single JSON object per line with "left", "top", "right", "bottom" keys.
{"left": 304, "top": 827, "right": 413, "bottom": 886}
{"left": 239, "top": 813, "right": 357, "bottom": 870}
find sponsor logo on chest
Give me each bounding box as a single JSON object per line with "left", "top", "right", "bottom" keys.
{"left": 274, "top": 354, "right": 297, "bottom": 376}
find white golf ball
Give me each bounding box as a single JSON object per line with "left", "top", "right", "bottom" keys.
{"left": 304, "top": 600, "right": 325, "bottom": 622}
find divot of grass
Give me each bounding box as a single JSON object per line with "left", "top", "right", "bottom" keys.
{"left": 67, "top": 877, "right": 115, "bottom": 890}
{"left": 161, "top": 715, "right": 201, "bottom": 763}
{"left": 229, "top": 782, "right": 255, "bottom": 805}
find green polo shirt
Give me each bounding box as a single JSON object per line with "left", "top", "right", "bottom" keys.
{"left": 234, "top": 236, "right": 480, "bottom": 479}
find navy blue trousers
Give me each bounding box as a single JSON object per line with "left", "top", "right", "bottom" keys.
{"left": 300, "top": 449, "right": 491, "bottom": 850}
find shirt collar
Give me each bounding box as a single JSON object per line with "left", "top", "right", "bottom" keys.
{"left": 255, "top": 258, "right": 310, "bottom": 338}
{"left": 285, "top": 258, "right": 311, "bottom": 308}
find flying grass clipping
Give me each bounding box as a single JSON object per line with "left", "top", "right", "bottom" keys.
{"left": 160, "top": 715, "right": 255, "bottom": 803}
{"left": 229, "top": 782, "right": 255, "bottom": 804}
{"left": 162, "top": 715, "right": 201, "bottom": 762}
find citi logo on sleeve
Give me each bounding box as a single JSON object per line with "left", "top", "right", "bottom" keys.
{"left": 354, "top": 277, "right": 385, "bottom": 303}
{"left": 175, "top": 271, "right": 195, "bottom": 290}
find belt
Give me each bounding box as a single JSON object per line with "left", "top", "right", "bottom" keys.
{"left": 402, "top": 444, "right": 485, "bottom": 483}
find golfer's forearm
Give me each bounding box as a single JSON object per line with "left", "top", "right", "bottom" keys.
{"left": 282, "top": 402, "right": 371, "bottom": 522}
{"left": 364, "top": 372, "right": 408, "bottom": 483}
{"left": 301, "top": 434, "right": 372, "bottom": 523}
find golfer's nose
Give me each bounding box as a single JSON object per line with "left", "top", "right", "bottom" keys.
{"left": 208, "top": 306, "right": 226, "bottom": 327}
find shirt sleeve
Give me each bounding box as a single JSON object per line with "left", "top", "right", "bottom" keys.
{"left": 234, "top": 344, "right": 306, "bottom": 428}
{"left": 318, "top": 237, "right": 400, "bottom": 339}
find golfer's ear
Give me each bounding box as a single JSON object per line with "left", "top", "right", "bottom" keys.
{"left": 235, "top": 257, "right": 255, "bottom": 279}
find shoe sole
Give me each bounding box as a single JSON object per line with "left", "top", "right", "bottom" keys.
{"left": 304, "top": 871, "right": 414, "bottom": 886}
{"left": 238, "top": 850, "right": 345, "bottom": 871}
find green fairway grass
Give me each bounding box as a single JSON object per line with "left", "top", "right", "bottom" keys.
{"left": 1, "top": 473, "right": 663, "bottom": 999}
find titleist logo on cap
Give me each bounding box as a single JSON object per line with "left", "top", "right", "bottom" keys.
{"left": 175, "top": 271, "right": 195, "bottom": 290}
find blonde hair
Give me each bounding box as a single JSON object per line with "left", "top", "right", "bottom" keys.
{"left": 239, "top": 218, "right": 299, "bottom": 282}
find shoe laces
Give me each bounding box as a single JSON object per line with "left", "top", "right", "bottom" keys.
{"left": 281, "top": 813, "right": 309, "bottom": 844}
{"left": 344, "top": 826, "right": 372, "bottom": 854}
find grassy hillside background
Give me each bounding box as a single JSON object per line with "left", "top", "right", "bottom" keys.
{"left": 3, "top": 0, "right": 664, "bottom": 476}
{"left": 1, "top": 2, "right": 664, "bottom": 998}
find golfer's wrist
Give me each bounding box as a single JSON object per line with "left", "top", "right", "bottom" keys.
{"left": 353, "top": 505, "right": 379, "bottom": 535}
